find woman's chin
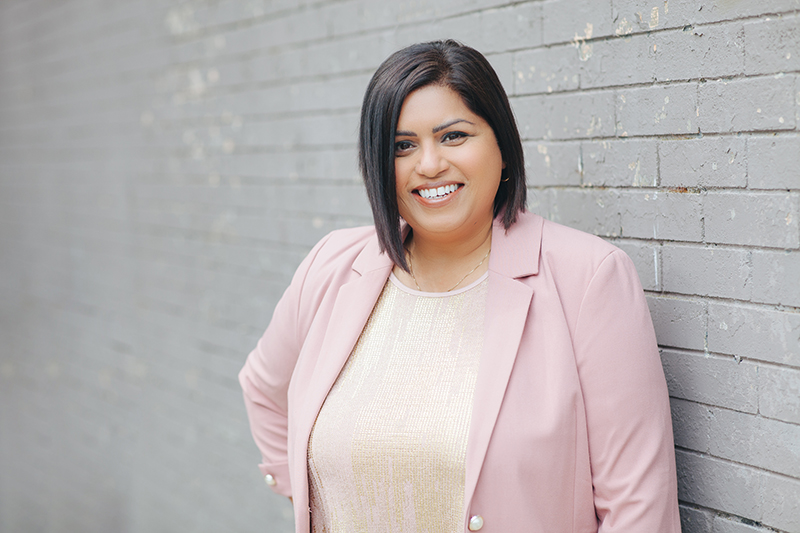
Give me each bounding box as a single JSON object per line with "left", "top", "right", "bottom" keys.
{"left": 404, "top": 213, "right": 493, "bottom": 243}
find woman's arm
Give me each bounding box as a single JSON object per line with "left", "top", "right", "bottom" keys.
{"left": 238, "top": 233, "right": 334, "bottom": 499}
{"left": 573, "top": 250, "right": 681, "bottom": 532}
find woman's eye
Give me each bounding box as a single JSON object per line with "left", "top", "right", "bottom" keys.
{"left": 394, "top": 141, "right": 413, "bottom": 154}
{"left": 442, "top": 131, "right": 468, "bottom": 143}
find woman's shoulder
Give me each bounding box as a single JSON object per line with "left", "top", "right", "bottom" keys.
{"left": 541, "top": 216, "right": 619, "bottom": 259}
{"left": 512, "top": 211, "right": 620, "bottom": 260}
{"left": 298, "top": 224, "right": 384, "bottom": 280}
{"left": 516, "top": 211, "right": 635, "bottom": 281}
{"left": 315, "top": 224, "right": 378, "bottom": 254}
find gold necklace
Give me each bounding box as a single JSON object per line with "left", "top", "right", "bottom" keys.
{"left": 407, "top": 247, "right": 491, "bottom": 292}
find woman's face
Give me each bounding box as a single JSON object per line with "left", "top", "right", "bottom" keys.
{"left": 394, "top": 84, "right": 504, "bottom": 244}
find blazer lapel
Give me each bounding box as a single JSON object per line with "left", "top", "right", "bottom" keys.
{"left": 292, "top": 232, "right": 393, "bottom": 503}
{"left": 464, "top": 212, "right": 544, "bottom": 509}
{"left": 296, "top": 266, "right": 391, "bottom": 435}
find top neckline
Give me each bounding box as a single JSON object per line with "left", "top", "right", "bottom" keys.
{"left": 388, "top": 271, "right": 489, "bottom": 297}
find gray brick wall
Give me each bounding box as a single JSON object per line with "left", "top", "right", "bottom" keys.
{"left": 0, "top": 1, "right": 797, "bottom": 532}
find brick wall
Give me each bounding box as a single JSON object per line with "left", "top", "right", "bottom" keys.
{"left": 0, "top": 1, "right": 797, "bottom": 532}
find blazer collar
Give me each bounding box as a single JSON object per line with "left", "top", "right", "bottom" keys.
{"left": 488, "top": 210, "right": 543, "bottom": 279}
{"left": 351, "top": 210, "right": 544, "bottom": 280}
{"left": 351, "top": 228, "right": 393, "bottom": 276}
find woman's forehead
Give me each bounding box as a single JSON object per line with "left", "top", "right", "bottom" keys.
{"left": 397, "top": 85, "right": 479, "bottom": 128}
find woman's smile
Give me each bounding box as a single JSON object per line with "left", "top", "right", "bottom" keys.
{"left": 415, "top": 183, "right": 462, "bottom": 200}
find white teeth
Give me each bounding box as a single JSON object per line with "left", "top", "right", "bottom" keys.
{"left": 419, "top": 184, "right": 458, "bottom": 199}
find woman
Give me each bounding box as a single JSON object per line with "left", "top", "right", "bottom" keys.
{"left": 240, "top": 41, "right": 680, "bottom": 532}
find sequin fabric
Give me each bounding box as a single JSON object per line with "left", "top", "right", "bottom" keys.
{"left": 307, "top": 273, "right": 488, "bottom": 533}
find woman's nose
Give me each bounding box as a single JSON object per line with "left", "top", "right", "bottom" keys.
{"left": 415, "top": 144, "right": 449, "bottom": 177}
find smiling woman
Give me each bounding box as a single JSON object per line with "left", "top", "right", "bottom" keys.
{"left": 391, "top": 84, "right": 504, "bottom": 291}
{"left": 239, "top": 40, "right": 681, "bottom": 533}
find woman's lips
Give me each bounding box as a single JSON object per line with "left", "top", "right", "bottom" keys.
{"left": 414, "top": 183, "right": 462, "bottom": 200}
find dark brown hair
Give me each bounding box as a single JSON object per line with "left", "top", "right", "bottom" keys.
{"left": 358, "top": 40, "right": 526, "bottom": 271}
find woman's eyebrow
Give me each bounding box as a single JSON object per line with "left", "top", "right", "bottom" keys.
{"left": 395, "top": 118, "right": 475, "bottom": 137}
{"left": 432, "top": 118, "right": 474, "bottom": 133}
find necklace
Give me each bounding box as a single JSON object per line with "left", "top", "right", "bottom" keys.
{"left": 407, "top": 247, "right": 491, "bottom": 292}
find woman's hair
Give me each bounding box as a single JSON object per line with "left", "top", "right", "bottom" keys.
{"left": 358, "top": 40, "right": 526, "bottom": 271}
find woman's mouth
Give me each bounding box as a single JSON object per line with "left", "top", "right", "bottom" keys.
{"left": 415, "top": 184, "right": 461, "bottom": 200}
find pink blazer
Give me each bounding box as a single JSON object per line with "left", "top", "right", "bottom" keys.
{"left": 239, "top": 211, "right": 681, "bottom": 532}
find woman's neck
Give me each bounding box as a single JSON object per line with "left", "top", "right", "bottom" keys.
{"left": 397, "top": 221, "right": 493, "bottom": 292}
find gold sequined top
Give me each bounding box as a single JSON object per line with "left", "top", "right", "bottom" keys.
{"left": 307, "top": 272, "right": 488, "bottom": 533}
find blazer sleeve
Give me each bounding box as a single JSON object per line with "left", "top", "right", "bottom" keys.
{"left": 573, "top": 250, "right": 681, "bottom": 532}
{"left": 238, "top": 233, "right": 333, "bottom": 498}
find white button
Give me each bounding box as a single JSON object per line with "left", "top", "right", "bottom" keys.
{"left": 468, "top": 515, "right": 484, "bottom": 531}
{"left": 264, "top": 474, "right": 277, "bottom": 486}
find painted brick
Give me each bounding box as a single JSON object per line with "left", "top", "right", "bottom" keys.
{"left": 758, "top": 364, "right": 800, "bottom": 425}
{"left": 251, "top": 32, "right": 396, "bottom": 82}
{"left": 661, "top": 350, "right": 758, "bottom": 413}
{"left": 361, "top": 0, "right": 511, "bottom": 29}
{"left": 698, "top": 76, "right": 796, "bottom": 133}
{"left": 746, "top": 135, "right": 800, "bottom": 190}
{"left": 582, "top": 138, "right": 658, "bottom": 187}
{"left": 486, "top": 52, "right": 514, "bottom": 95}
{"left": 618, "top": 190, "right": 703, "bottom": 241}
{"left": 671, "top": 398, "right": 800, "bottom": 478}
{"left": 646, "top": 296, "right": 706, "bottom": 351}
{"left": 677, "top": 451, "right": 800, "bottom": 532}
{"left": 612, "top": 0, "right": 800, "bottom": 32}
{"left": 760, "top": 469, "right": 800, "bottom": 533}
{"left": 542, "top": 0, "right": 614, "bottom": 45}
{"left": 528, "top": 187, "right": 620, "bottom": 237}
{"left": 661, "top": 244, "right": 751, "bottom": 299}
{"left": 513, "top": 44, "right": 580, "bottom": 95}
{"left": 513, "top": 90, "right": 616, "bottom": 140}
{"left": 654, "top": 22, "right": 745, "bottom": 82}
{"left": 659, "top": 136, "right": 747, "bottom": 188}
{"left": 708, "top": 302, "right": 800, "bottom": 367}
{"left": 676, "top": 450, "right": 761, "bottom": 524}
{"left": 611, "top": 239, "right": 660, "bottom": 290}
{"left": 751, "top": 249, "right": 800, "bottom": 307}
{"left": 238, "top": 112, "right": 361, "bottom": 148}
{"left": 428, "top": 11, "right": 484, "bottom": 51}
{"left": 479, "top": 3, "right": 543, "bottom": 53}
{"left": 222, "top": 150, "right": 360, "bottom": 181}
{"left": 160, "top": 74, "right": 368, "bottom": 118}
{"left": 266, "top": 183, "right": 371, "bottom": 219}
{"left": 430, "top": 3, "right": 542, "bottom": 53}
{"left": 796, "top": 75, "right": 800, "bottom": 127}
{"left": 615, "top": 83, "right": 698, "bottom": 136}
{"left": 610, "top": 1, "right": 675, "bottom": 35}
{"left": 713, "top": 515, "right": 780, "bottom": 533}
{"left": 680, "top": 505, "right": 713, "bottom": 533}
{"left": 579, "top": 32, "right": 655, "bottom": 89}
{"left": 744, "top": 14, "right": 800, "bottom": 76}
{"left": 523, "top": 141, "right": 582, "bottom": 186}
{"left": 704, "top": 191, "right": 800, "bottom": 248}
{"left": 178, "top": 1, "right": 262, "bottom": 33}
{"left": 258, "top": 8, "right": 330, "bottom": 48}
{"left": 334, "top": 3, "right": 388, "bottom": 38}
